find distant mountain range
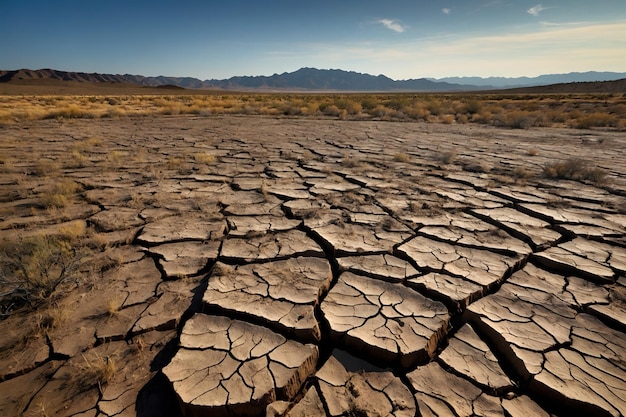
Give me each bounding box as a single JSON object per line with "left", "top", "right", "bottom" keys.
{"left": 428, "top": 72, "right": 626, "bottom": 88}
{"left": 1, "top": 67, "right": 625, "bottom": 92}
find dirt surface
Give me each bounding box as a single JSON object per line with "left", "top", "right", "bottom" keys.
{"left": 1, "top": 115, "right": 625, "bottom": 417}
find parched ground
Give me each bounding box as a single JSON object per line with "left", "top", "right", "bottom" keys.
{"left": 1, "top": 115, "right": 625, "bottom": 417}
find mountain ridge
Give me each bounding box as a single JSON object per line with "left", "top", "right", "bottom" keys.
{"left": 428, "top": 72, "right": 626, "bottom": 88}
{"left": 1, "top": 67, "right": 625, "bottom": 92}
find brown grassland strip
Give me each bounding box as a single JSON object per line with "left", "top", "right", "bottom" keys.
{"left": 1, "top": 91, "right": 624, "bottom": 129}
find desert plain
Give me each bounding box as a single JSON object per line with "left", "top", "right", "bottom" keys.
{"left": 0, "top": 94, "right": 625, "bottom": 417}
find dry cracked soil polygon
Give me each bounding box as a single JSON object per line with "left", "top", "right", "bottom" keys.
{"left": 0, "top": 115, "right": 625, "bottom": 417}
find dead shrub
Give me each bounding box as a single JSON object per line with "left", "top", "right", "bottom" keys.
{"left": 440, "top": 114, "right": 455, "bottom": 124}
{"left": 321, "top": 104, "right": 344, "bottom": 118}
{"left": 438, "top": 150, "right": 458, "bottom": 164}
{"left": 0, "top": 234, "right": 85, "bottom": 315}
{"left": 512, "top": 166, "right": 533, "bottom": 180}
{"left": 463, "top": 99, "right": 482, "bottom": 115}
{"left": 543, "top": 158, "right": 608, "bottom": 184}
{"left": 494, "top": 111, "right": 535, "bottom": 129}
{"left": 462, "top": 160, "right": 490, "bottom": 173}
{"left": 573, "top": 113, "right": 618, "bottom": 129}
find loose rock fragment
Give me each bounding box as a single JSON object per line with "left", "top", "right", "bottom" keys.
{"left": 322, "top": 272, "right": 449, "bottom": 367}
{"left": 163, "top": 314, "right": 318, "bottom": 417}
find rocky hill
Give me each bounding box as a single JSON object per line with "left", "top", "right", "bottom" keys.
{"left": 0, "top": 68, "right": 481, "bottom": 92}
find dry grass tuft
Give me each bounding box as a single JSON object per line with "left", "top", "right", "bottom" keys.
{"left": 194, "top": 152, "right": 216, "bottom": 164}
{"left": 211, "top": 262, "right": 235, "bottom": 277}
{"left": 393, "top": 152, "right": 411, "bottom": 163}
{"left": 58, "top": 220, "right": 87, "bottom": 241}
{"left": 67, "top": 149, "right": 88, "bottom": 168}
{"left": 34, "top": 159, "right": 61, "bottom": 177}
{"left": 75, "top": 352, "right": 117, "bottom": 392}
{"left": 106, "top": 296, "right": 124, "bottom": 316}
{"left": 40, "top": 179, "right": 81, "bottom": 208}
{"left": 36, "top": 303, "right": 69, "bottom": 333}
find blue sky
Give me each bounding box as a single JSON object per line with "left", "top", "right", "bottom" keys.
{"left": 1, "top": 0, "right": 625, "bottom": 79}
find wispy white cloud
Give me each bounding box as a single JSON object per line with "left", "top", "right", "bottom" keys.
{"left": 527, "top": 4, "right": 546, "bottom": 16}
{"left": 442, "top": 8, "right": 451, "bottom": 15}
{"left": 539, "top": 20, "right": 591, "bottom": 27}
{"left": 378, "top": 19, "right": 407, "bottom": 33}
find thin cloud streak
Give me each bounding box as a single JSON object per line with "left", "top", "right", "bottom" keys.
{"left": 528, "top": 4, "right": 546, "bottom": 16}
{"left": 442, "top": 8, "right": 451, "bottom": 15}
{"left": 378, "top": 19, "right": 407, "bottom": 33}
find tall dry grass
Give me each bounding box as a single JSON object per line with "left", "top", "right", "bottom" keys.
{"left": 0, "top": 93, "right": 624, "bottom": 129}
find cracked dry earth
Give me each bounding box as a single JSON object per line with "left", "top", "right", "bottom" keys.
{"left": 1, "top": 115, "right": 625, "bottom": 417}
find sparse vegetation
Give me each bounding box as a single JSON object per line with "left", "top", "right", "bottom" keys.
{"left": 393, "top": 152, "right": 410, "bottom": 163}
{"left": 1, "top": 93, "right": 624, "bottom": 130}
{"left": 0, "top": 233, "right": 86, "bottom": 316}
{"left": 438, "top": 150, "right": 458, "bottom": 164}
{"left": 543, "top": 158, "right": 608, "bottom": 184}
{"left": 40, "top": 178, "right": 81, "bottom": 208}
{"left": 106, "top": 296, "right": 124, "bottom": 316}
{"left": 342, "top": 155, "right": 363, "bottom": 168}
{"left": 512, "top": 166, "right": 534, "bottom": 180}
{"left": 75, "top": 352, "right": 117, "bottom": 392}
{"left": 194, "top": 152, "right": 216, "bottom": 164}
{"left": 37, "top": 303, "right": 69, "bottom": 333}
